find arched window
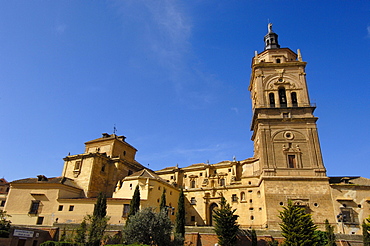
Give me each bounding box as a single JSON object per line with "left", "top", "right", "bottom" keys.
{"left": 279, "top": 87, "right": 287, "bottom": 108}
{"left": 241, "top": 192, "right": 245, "bottom": 201}
{"left": 291, "top": 92, "right": 298, "bottom": 107}
{"left": 190, "top": 180, "right": 196, "bottom": 188}
{"left": 219, "top": 178, "right": 225, "bottom": 186}
{"left": 269, "top": 93, "right": 275, "bottom": 108}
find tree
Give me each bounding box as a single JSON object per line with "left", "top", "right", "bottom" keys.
{"left": 123, "top": 207, "right": 172, "bottom": 246}
{"left": 325, "top": 219, "right": 336, "bottom": 246}
{"left": 60, "top": 228, "right": 66, "bottom": 242}
{"left": 0, "top": 210, "right": 11, "bottom": 238}
{"left": 128, "top": 185, "right": 140, "bottom": 218}
{"left": 279, "top": 200, "right": 317, "bottom": 246}
{"left": 363, "top": 216, "right": 370, "bottom": 246}
{"left": 267, "top": 238, "right": 279, "bottom": 246}
{"left": 159, "top": 188, "right": 166, "bottom": 211}
{"left": 250, "top": 229, "right": 257, "bottom": 246}
{"left": 87, "top": 192, "right": 110, "bottom": 246}
{"left": 175, "top": 188, "right": 185, "bottom": 237}
{"left": 213, "top": 196, "right": 239, "bottom": 246}
{"left": 74, "top": 219, "right": 87, "bottom": 244}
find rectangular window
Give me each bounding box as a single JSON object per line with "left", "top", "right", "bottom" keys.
{"left": 69, "top": 205, "right": 74, "bottom": 211}
{"left": 340, "top": 208, "right": 356, "bottom": 224}
{"left": 122, "top": 204, "right": 130, "bottom": 217}
{"left": 58, "top": 205, "right": 63, "bottom": 211}
{"left": 36, "top": 216, "right": 44, "bottom": 225}
{"left": 288, "top": 155, "right": 297, "bottom": 168}
{"left": 74, "top": 161, "right": 81, "bottom": 170}
{"left": 191, "top": 216, "right": 195, "bottom": 222}
{"left": 220, "top": 178, "right": 225, "bottom": 186}
{"left": 0, "top": 200, "right": 5, "bottom": 207}
{"left": 232, "top": 194, "right": 238, "bottom": 202}
{"left": 190, "top": 197, "right": 196, "bottom": 205}
{"left": 29, "top": 200, "right": 40, "bottom": 214}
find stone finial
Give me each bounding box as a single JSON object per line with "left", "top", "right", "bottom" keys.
{"left": 297, "top": 49, "right": 302, "bottom": 61}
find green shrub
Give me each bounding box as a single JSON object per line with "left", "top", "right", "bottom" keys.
{"left": 40, "top": 241, "right": 57, "bottom": 246}
{"left": 0, "top": 230, "right": 10, "bottom": 238}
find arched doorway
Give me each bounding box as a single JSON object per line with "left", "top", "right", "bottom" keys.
{"left": 209, "top": 203, "right": 219, "bottom": 226}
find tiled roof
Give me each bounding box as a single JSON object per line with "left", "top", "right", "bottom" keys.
{"left": 125, "top": 169, "right": 172, "bottom": 186}
{"left": 12, "top": 176, "right": 82, "bottom": 190}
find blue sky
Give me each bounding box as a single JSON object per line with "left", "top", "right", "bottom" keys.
{"left": 1, "top": 1, "right": 369, "bottom": 181}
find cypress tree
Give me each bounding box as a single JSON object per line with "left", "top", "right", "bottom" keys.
{"left": 74, "top": 219, "right": 87, "bottom": 244}
{"left": 87, "top": 192, "right": 109, "bottom": 246}
{"left": 363, "top": 216, "right": 370, "bottom": 246}
{"left": 325, "top": 219, "right": 336, "bottom": 246}
{"left": 128, "top": 185, "right": 140, "bottom": 218}
{"left": 250, "top": 229, "right": 257, "bottom": 246}
{"left": 159, "top": 189, "right": 167, "bottom": 211}
{"left": 279, "top": 200, "right": 317, "bottom": 246}
{"left": 175, "top": 188, "right": 185, "bottom": 237}
{"left": 213, "top": 196, "right": 239, "bottom": 246}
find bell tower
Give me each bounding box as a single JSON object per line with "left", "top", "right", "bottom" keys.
{"left": 249, "top": 24, "right": 334, "bottom": 229}
{"left": 249, "top": 23, "right": 326, "bottom": 177}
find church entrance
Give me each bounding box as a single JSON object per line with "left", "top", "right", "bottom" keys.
{"left": 209, "top": 203, "right": 218, "bottom": 226}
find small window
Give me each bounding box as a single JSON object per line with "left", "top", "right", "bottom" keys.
{"left": 257, "top": 191, "right": 261, "bottom": 197}
{"left": 101, "top": 164, "right": 105, "bottom": 172}
{"left": 269, "top": 93, "right": 275, "bottom": 108}
{"left": 250, "top": 199, "right": 253, "bottom": 203}
{"left": 122, "top": 204, "right": 130, "bottom": 217}
{"left": 123, "top": 151, "right": 126, "bottom": 156}
{"left": 241, "top": 192, "right": 245, "bottom": 201}
{"left": 283, "top": 112, "right": 290, "bottom": 118}
{"left": 291, "top": 92, "right": 298, "bottom": 107}
{"left": 288, "top": 155, "right": 297, "bottom": 168}
{"left": 191, "top": 180, "right": 196, "bottom": 188}
{"left": 184, "top": 175, "right": 187, "bottom": 178}
{"left": 220, "top": 178, "right": 225, "bottom": 186}
{"left": 158, "top": 186, "right": 161, "bottom": 190}
{"left": 190, "top": 197, "right": 196, "bottom": 205}
{"left": 276, "top": 58, "right": 281, "bottom": 63}
{"left": 339, "top": 208, "right": 355, "bottom": 224}
{"left": 228, "top": 169, "right": 232, "bottom": 172}
{"left": 200, "top": 173, "right": 203, "bottom": 177}
{"left": 69, "top": 205, "right": 74, "bottom": 211}
{"left": 170, "top": 191, "right": 172, "bottom": 195}
{"left": 249, "top": 207, "right": 254, "bottom": 210}
{"left": 251, "top": 215, "right": 254, "bottom": 220}
{"left": 29, "top": 200, "right": 40, "bottom": 214}
{"left": 130, "top": 184, "right": 133, "bottom": 190}
{"left": 36, "top": 217, "right": 44, "bottom": 225}
{"left": 58, "top": 205, "right": 63, "bottom": 211}
{"left": 232, "top": 194, "right": 238, "bottom": 202}
{"left": 74, "top": 161, "right": 81, "bottom": 170}
{"left": 191, "top": 216, "right": 195, "bottom": 222}
{"left": 170, "top": 176, "right": 174, "bottom": 179}
{"left": 0, "top": 200, "right": 5, "bottom": 207}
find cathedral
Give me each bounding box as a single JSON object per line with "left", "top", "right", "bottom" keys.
{"left": 4, "top": 24, "right": 370, "bottom": 240}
